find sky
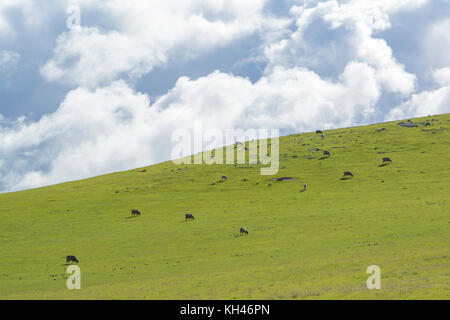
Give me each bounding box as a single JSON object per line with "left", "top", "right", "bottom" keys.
{"left": 0, "top": 0, "right": 450, "bottom": 193}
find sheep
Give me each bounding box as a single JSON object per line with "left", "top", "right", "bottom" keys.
{"left": 131, "top": 209, "right": 141, "bottom": 216}
{"left": 240, "top": 227, "right": 249, "bottom": 235}
{"left": 66, "top": 255, "right": 79, "bottom": 264}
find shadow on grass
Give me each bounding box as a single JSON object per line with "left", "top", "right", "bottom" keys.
{"left": 378, "top": 163, "right": 391, "bottom": 167}
{"left": 340, "top": 177, "right": 353, "bottom": 180}
{"left": 234, "top": 233, "right": 248, "bottom": 238}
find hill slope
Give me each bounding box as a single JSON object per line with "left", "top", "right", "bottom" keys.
{"left": 0, "top": 114, "right": 449, "bottom": 299}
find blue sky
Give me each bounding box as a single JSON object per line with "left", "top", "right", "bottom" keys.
{"left": 1, "top": 0, "right": 450, "bottom": 192}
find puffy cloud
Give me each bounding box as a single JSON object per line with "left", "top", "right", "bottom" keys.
{"left": 263, "top": 0, "right": 424, "bottom": 95}
{"left": 432, "top": 66, "right": 450, "bottom": 87}
{"left": 386, "top": 13, "right": 450, "bottom": 121}
{"left": 0, "top": 81, "right": 154, "bottom": 190}
{"left": 155, "top": 62, "right": 380, "bottom": 132}
{"left": 40, "top": 0, "right": 279, "bottom": 87}
{"left": 385, "top": 85, "right": 450, "bottom": 120}
{"left": 386, "top": 67, "right": 450, "bottom": 120}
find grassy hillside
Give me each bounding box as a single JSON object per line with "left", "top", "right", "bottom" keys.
{"left": 0, "top": 114, "right": 449, "bottom": 300}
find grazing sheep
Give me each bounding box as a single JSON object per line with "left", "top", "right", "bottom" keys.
{"left": 316, "top": 130, "right": 324, "bottom": 135}
{"left": 66, "top": 255, "right": 79, "bottom": 264}
{"left": 240, "top": 227, "right": 249, "bottom": 235}
{"left": 221, "top": 176, "right": 228, "bottom": 180}
{"left": 382, "top": 157, "right": 392, "bottom": 163}
{"left": 323, "top": 150, "right": 331, "bottom": 157}
{"left": 343, "top": 171, "right": 354, "bottom": 177}
{"left": 185, "top": 213, "right": 195, "bottom": 221}
{"left": 131, "top": 209, "right": 141, "bottom": 216}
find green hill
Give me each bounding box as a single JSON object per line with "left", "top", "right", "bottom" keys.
{"left": 0, "top": 114, "right": 449, "bottom": 300}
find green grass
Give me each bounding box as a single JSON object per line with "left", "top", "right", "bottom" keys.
{"left": 0, "top": 114, "right": 449, "bottom": 300}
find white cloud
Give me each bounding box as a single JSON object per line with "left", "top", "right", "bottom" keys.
{"left": 0, "top": 81, "right": 154, "bottom": 190}
{"left": 386, "top": 66, "right": 450, "bottom": 120}
{"left": 385, "top": 85, "right": 450, "bottom": 120}
{"left": 263, "top": 0, "right": 424, "bottom": 95}
{"left": 40, "top": 0, "right": 279, "bottom": 87}
{"left": 432, "top": 66, "right": 450, "bottom": 87}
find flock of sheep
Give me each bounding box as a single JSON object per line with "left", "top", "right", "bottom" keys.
{"left": 66, "top": 129, "right": 393, "bottom": 265}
